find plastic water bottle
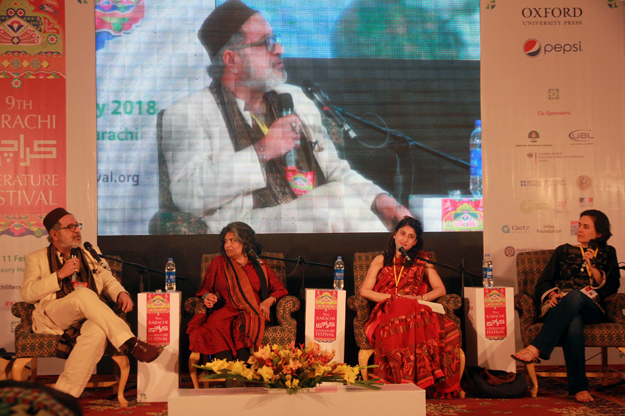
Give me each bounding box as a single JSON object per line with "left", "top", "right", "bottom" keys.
{"left": 333, "top": 256, "right": 345, "bottom": 290}
{"left": 165, "top": 258, "right": 176, "bottom": 291}
{"left": 470, "top": 120, "right": 482, "bottom": 197}
{"left": 482, "top": 254, "right": 493, "bottom": 288}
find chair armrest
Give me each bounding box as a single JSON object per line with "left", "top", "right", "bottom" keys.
{"left": 347, "top": 295, "right": 373, "bottom": 350}
{"left": 437, "top": 294, "right": 462, "bottom": 344}
{"left": 276, "top": 295, "right": 300, "bottom": 330}
{"left": 514, "top": 292, "right": 538, "bottom": 342}
{"left": 438, "top": 294, "right": 461, "bottom": 314}
{"left": 11, "top": 302, "right": 35, "bottom": 337}
{"left": 184, "top": 297, "right": 206, "bottom": 315}
{"left": 604, "top": 293, "right": 625, "bottom": 325}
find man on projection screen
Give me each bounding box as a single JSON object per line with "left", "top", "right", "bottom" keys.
{"left": 161, "top": 0, "right": 410, "bottom": 233}
{"left": 20, "top": 207, "right": 164, "bottom": 398}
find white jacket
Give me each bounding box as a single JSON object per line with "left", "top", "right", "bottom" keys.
{"left": 161, "top": 84, "right": 385, "bottom": 233}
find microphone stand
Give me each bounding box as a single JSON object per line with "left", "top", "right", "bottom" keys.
{"left": 412, "top": 255, "right": 480, "bottom": 300}
{"left": 259, "top": 254, "right": 333, "bottom": 300}
{"left": 336, "top": 108, "right": 470, "bottom": 170}
{"left": 335, "top": 107, "right": 470, "bottom": 204}
{"left": 100, "top": 253, "right": 186, "bottom": 293}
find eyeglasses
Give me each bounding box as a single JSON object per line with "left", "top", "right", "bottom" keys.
{"left": 230, "top": 35, "right": 280, "bottom": 54}
{"left": 58, "top": 223, "right": 82, "bottom": 232}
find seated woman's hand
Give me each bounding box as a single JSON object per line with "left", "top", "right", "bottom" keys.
{"left": 259, "top": 298, "right": 274, "bottom": 321}
{"left": 548, "top": 291, "right": 563, "bottom": 308}
{"left": 203, "top": 293, "right": 218, "bottom": 308}
{"left": 402, "top": 295, "right": 421, "bottom": 300}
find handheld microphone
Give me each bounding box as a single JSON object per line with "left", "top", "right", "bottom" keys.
{"left": 301, "top": 80, "right": 357, "bottom": 139}
{"left": 587, "top": 239, "right": 598, "bottom": 265}
{"left": 70, "top": 248, "right": 78, "bottom": 282}
{"left": 398, "top": 246, "right": 413, "bottom": 263}
{"left": 247, "top": 247, "right": 263, "bottom": 264}
{"left": 278, "top": 93, "right": 294, "bottom": 118}
{"left": 278, "top": 93, "right": 299, "bottom": 168}
{"left": 84, "top": 241, "right": 111, "bottom": 271}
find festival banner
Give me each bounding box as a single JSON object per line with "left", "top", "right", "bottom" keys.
{"left": 146, "top": 293, "right": 170, "bottom": 346}
{"left": 313, "top": 290, "right": 338, "bottom": 343}
{"left": 0, "top": 0, "right": 66, "bottom": 236}
{"left": 483, "top": 288, "right": 507, "bottom": 340}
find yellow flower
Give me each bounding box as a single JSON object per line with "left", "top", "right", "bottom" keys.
{"left": 209, "top": 359, "right": 230, "bottom": 372}
{"left": 314, "top": 365, "right": 331, "bottom": 377}
{"left": 258, "top": 365, "right": 276, "bottom": 382}
{"left": 286, "top": 378, "right": 300, "bottom": 388}
{"left": 231, "top": 361, "right": 245, "bottom": 375}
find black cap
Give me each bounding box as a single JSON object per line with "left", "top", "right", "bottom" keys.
{"left": 198, "top": 0, "right": 258, "bottom": 60}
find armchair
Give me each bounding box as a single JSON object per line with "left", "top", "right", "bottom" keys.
{"left": 347, "top": 251, "right": 465, "bottom": 390}
{"left": 186, "top": 252, "right": 300, "bottom": 388}
{"left": 11, "top": 255, "right": 130, "bottom": 408}
{"left": 515, "top": 249, "right": 625, "bottom": 397}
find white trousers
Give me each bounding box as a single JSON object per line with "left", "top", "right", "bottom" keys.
{"left": 41, "top": 288, "right": 134, "bottom": 397}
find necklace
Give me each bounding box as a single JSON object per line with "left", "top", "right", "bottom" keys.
{"left": 393, "top": 260, "right": 404, "bottom": 295}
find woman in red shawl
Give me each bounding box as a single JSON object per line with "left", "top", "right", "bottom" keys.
{"left": 186, "top": 222, "right": 288, "bottom": 362}
{"left": 360, "top": 216, "right": 461, "bottom": 396}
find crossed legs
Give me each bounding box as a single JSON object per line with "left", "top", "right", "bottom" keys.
{"left": 514, "top": 290, "right": 604, "bottom": 401}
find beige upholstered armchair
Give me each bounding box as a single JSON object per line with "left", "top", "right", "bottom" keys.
{"left": 11, "top": 256, "right": 130, "bottom": 408}
{"left": 185, "top": 252, "right": 300, "bottom": 388}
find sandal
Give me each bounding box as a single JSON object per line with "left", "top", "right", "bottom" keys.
{"left": 511, "top": 347, "right": 541, "bottom": 364}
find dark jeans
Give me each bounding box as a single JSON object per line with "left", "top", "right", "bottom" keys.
{"left": 531, "top": 290, "right": 604, "bottom": 395}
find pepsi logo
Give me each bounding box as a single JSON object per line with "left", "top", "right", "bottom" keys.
{"left": 524, "top": 39, "right": 541, "bottom": 57}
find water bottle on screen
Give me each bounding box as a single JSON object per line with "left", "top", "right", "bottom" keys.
{"left": 469, "top": 120, "right": 482, "bottom": 197}
{"left": 482, "top": 254, "right": 493, "bottom": 288}
{"left": 334, "top": 256, "right": 345, "bottom": 290}
{"left": 165, "top": 258, "right": 176, "bottom": 292}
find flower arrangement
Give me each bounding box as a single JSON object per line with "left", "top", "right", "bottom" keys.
{"left": 197, "top": 342, "right": 381, "bottom": 394}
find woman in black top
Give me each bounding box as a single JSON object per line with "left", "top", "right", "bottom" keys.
{"left": 512, "top": 210, "right": 620, "bottom": 403}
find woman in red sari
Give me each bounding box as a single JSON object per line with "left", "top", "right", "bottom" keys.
{"left": 360, "top": 216, "right": 461, "bottom": 396}
{"left": 186, "top": 222, "right": 288, "bottom": 362}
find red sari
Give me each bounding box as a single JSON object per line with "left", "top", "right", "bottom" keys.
{"left": 364, "top": 253, "right": 461, "bottom": 395}
{"left": 186, "top": 255, "right": 288, "bottom": 357}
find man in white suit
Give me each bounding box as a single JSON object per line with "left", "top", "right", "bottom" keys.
{"left": 21, "top": 207, "right": 163, "bottom": 398}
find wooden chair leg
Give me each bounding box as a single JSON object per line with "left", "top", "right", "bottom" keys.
{"left": 525, "top": 362, "right": 539, "bottom": 397}
{"left": 457, "top": 348, "right": 466, "bottom": 398}
{"left": 11, "top": 358, "right": 32, "bottom": 382}
{"left": 189, "top": 352, "right": 201, "bottom": 389}
{"left": 112, "top": 355, "right": 129, "bottom": 408}
{"left": 358, "top": 349, "right": 374, "bottom": 381}
{"left": 601, "top": 347, "right": 609, "bottom": 386}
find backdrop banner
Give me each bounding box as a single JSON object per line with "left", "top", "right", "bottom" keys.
{"left": 0, "top": 0, "right": 98, "bottom": 367}
{"left": 481, "top": 0, "right": 625, "bottom": 352}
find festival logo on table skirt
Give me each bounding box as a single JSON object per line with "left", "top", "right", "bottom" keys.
{"left": 442, "top": 198, "right": 483, "bottom": 231}
{"left": 0, "top": 0, "right": 67, "bottom": 237}
{"left": 484, "top": 288, "right": 507, "bottom": 340}
{"left": 313, "top": 290, "right": 338, "bottom": 343}
{"left": 146, "top": 293, "right": 170, "bottom": 346}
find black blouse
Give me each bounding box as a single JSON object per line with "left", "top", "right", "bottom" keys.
{"left": 534, "top": 243, "right": 620, "bottom": 306}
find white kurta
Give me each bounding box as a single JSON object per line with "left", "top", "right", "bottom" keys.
{"left": 161, "top": 83, "right": 387, "bottom": 233}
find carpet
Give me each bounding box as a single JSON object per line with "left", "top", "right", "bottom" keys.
{"left": 73, "top": 375, "right": 625, "bottom": 416}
